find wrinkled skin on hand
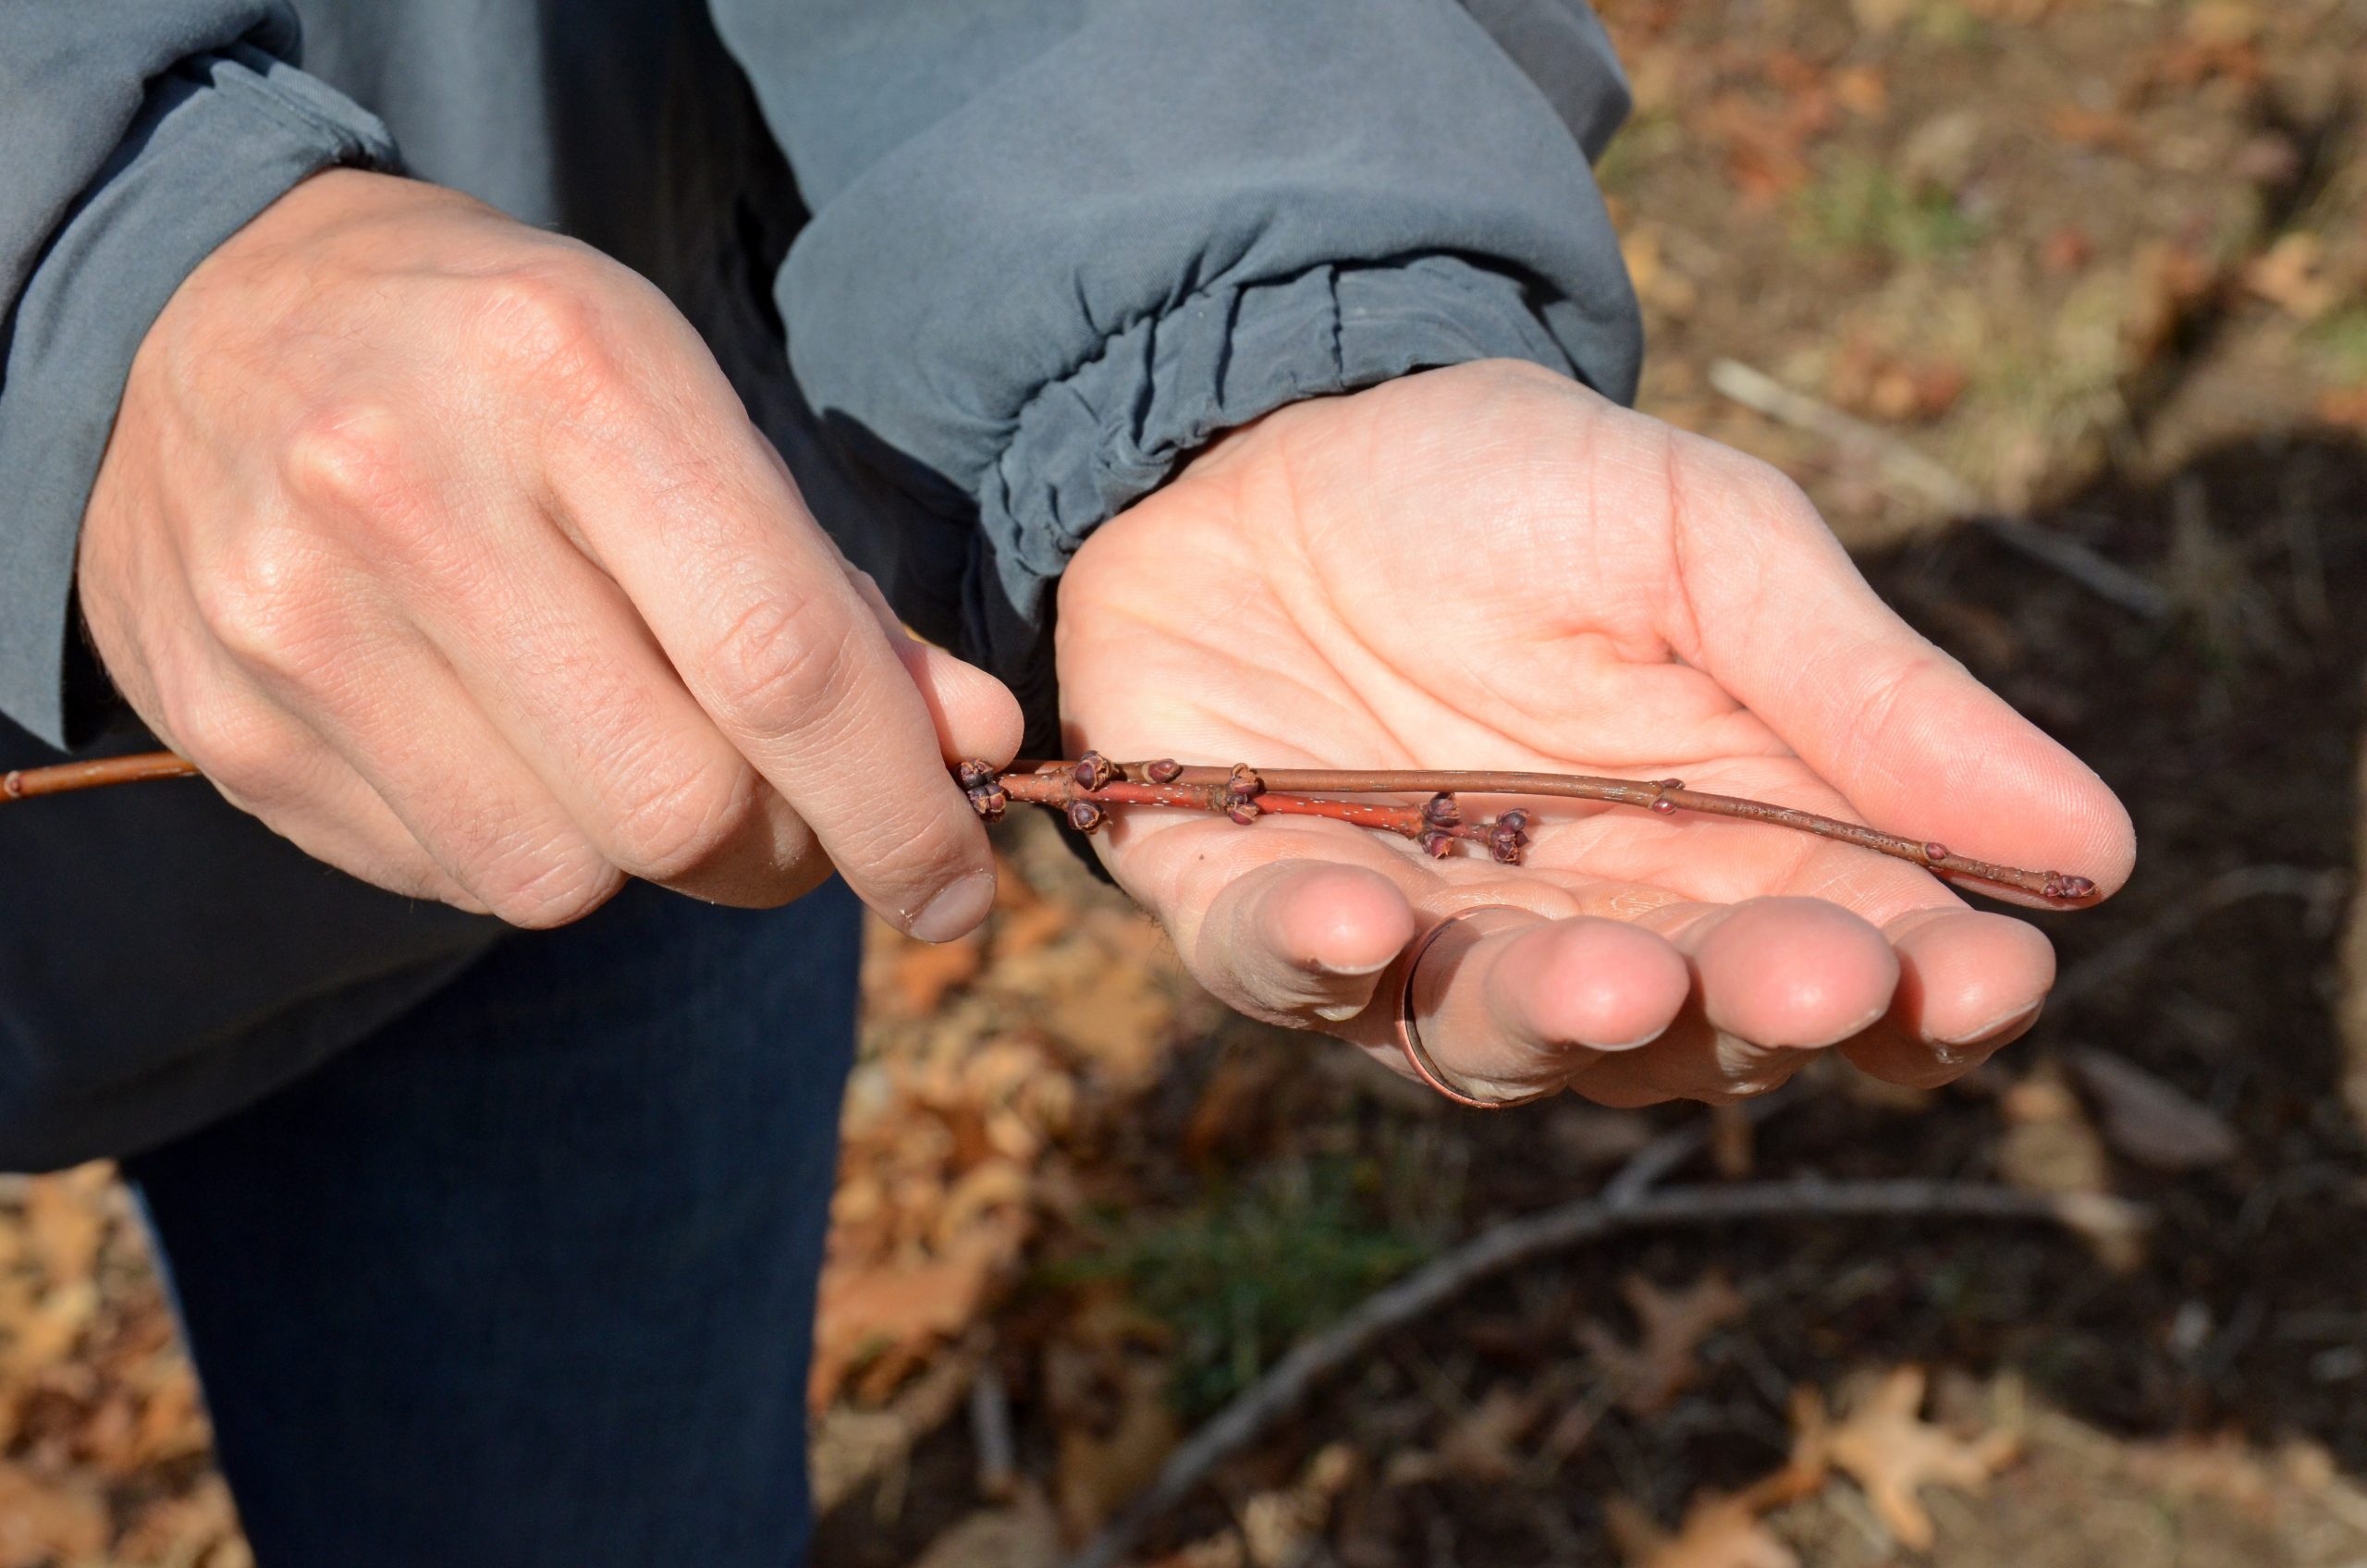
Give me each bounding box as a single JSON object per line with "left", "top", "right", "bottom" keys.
{"left": 1057, "top": 361, "right": 2134, "bottom": 1105}
{"left": 80, "top": 170, "right": 1018, "bottom": 937}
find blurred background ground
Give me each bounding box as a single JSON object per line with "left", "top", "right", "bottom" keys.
{"left": 6, "top": 0, "right": 2367, "bottom": 1562}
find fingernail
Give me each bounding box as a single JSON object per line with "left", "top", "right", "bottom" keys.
{"left": 1314, "top": 1000, "right": 1369, "bottom": 1023}
{"left": 1937, "top": 1000, "right": 2042, "bottom": 1049}
{"left": 1311, "top": 954, "right": 1394, "bottom": 978}
{"left": 909, "top": 871, "right": 996, "bottom": 943}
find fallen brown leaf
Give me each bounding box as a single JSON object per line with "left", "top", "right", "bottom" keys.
{"left": 2244, "top": 233, "right": 2340, "bottom": 322}
{"left": 811, "top": 1216, "right": 1024, "bottom": 1410}
{"left": 1578, "top": 1271, "right": 1747, "bottom": 1416}
{"left": 885, "top": 934, "right": 987, "bottom": 1018}
{"left": 20, "top": 1166, "right": 110, "bottom": 1285}
{"left": 1998, "top": 1061, "right": 2113, "bottom": 1198}
{"left": 2046, "top": 103, "right": 2134, "bottom": 152}
{"left": 1603, "top": 1398, "right": 1826, "bottom": 1568}
{"left": 1824, "top": 1366, "right": 2018, "bottom": 1550}
{"left": 1241, "top": 1443, "right": 1356, "bottom": 1567}
{"left": 0, "top": 1463, "right": 107, "bottom": 1567}
{"left": 1607, "top": 1493, "right": 1799, "bottom": 1568}
{"left": 1051, "top": 1354, "right": 1176, "bottom": 1542}
{"left": 1436, "top": 1384, "right": 1544, "bottom": 1481}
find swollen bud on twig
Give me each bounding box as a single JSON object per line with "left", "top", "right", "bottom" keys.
{"left": 1222, "top": 764, "right": 1266, "bottom": 826}
{"left": 1067, "top": 799, "right": 1107, "bottom": 834}
{"left": 1144, "top": 758, "right": 1184, "bottom": 784}
{"left": 1422, "top": 792, "right": 1461, "bottom": 827}
{"left": 1073, "top": 753, "right": 1119, "bottom": 791}
{"left": 1485, "top": 809, "right": 1531, "bottom": 865}
{"left": 956, "top": 758, "right": 1008, "bottom": 822}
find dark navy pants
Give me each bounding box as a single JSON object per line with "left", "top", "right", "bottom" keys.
{"left": 126, "top": 876, "right": 863, "bottom": 1566}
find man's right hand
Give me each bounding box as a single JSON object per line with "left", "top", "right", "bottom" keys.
{"left": 78, "top": 169, "right": 1020, "bottom": 937}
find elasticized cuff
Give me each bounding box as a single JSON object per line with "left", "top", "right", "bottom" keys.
{"left": 961, "top": 253, "right": 1600, "bottom": 753}
{"left": 0, "top": 44, "right": 396, "bottom": 748}
{"left": 983, "top": 253, "right": 1579, "bottom": 614}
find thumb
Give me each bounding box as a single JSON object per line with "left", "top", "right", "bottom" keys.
{"left": 1663, "top": 430, "right": 2134, "bottom": 905}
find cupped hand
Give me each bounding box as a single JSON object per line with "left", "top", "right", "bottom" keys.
{"left": 1055, "top": 361, "right": 2134, "bottom": 1105}
{"left": 80, "top": 170, "right": 1018, "bottom": 936}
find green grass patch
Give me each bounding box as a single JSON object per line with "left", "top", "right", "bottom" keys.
{"left": 1799, "top": 155, "right": 1981, "bottom": 263}
{"left": 1062, "top": 1159, "right": 1432, "bottom": 1417}
{"left": 2307, "top": 303, "right": 2367, "bottom": 386}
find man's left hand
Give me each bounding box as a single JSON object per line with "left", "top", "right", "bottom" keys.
{"left": 1052, "top": 361, "right": 2134, "bottom": 1107}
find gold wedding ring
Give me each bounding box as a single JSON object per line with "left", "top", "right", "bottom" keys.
{"left": 1394, "top": 907, "right": 1557, "bottom": 1110}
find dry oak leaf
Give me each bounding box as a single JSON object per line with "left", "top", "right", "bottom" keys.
{"left": 885, "top": 933, "right": 987, "bottom": 1018}
{"left": 1436, "top": 1384, "right": 1545, "bottom": 1481}
{"left": 20, "top": 1164, "right": 112, "bottom": 1283}
{"left": 1577, "top": 1271, "right": 1747, "bottom": 1416}
{"left": 1052, "top": 1354, "right": 1177, "bottom": 1542}
{"left": 1825, "top": 1366, "right": 2018, "bottom": 1550}
{"left": 1997, "top": 1062, "right": 2112, "bottom": 1200}
{"left": 1147, "top": 1444, "right": 1357, "bottom": 1568}
{"left": 1043, "top": 1289, "right": 1181, "bottom": 1539}
{"left": 810, "top": 1215, "right": 1024, "bottom": 1410}
{"left": 0, "top": 1463, "right": 107, "bottom": 1568}
{"left": 1239, "top": 1443, "right": 1356, "bottom": 1568}
{"left": 2243, "top": 233, "right": 2340, "bottom": 322}
{"left": 1606, "top": 1494, "right": 1797, "bottom": 1568}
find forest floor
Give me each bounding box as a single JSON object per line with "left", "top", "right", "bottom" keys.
{"left": 6, "top": 1, "right": 2367, "bottom": 1564}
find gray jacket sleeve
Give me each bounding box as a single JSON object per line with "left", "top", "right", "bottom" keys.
{"left": 0, "top": 2, "right": 397, "bottom": 747}
{"left": 709, "top": 0, "right": 1642, "bottom": 745}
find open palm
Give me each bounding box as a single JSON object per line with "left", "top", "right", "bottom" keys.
{"left": 1054, "top": 361, "right": 2133, "bottom": 1105}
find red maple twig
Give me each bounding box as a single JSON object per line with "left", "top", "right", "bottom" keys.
{"left": 4, "top": 747, "right": 2102, "bottom": 903}
{"left": 3, "top": 751, "right": 200, "bottom": 801}
{"left": 966, "top": 754, "right": 2099, "bottom": 902}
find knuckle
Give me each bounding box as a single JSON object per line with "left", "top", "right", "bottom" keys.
{"left": 475, "top": 263, "right": 615, "bottom": 393}
{"left": 170, "top": 700, "right": 289, "bottom": 803}
{"left": 1740, "top": 456, "right": 1822, "bottom": 528}
{"left": 702, "top": 592, "right": 853, "bottom": 739}
{"left": 193, "top": 533, "right": 328, "bottom": 676}
{"left": 279, "top": 405, "right": 419, "bottom": 521}
{"left": 839, "top": 804, "right": 981, "bottom": 902}
{"left": 606, "top": 760, "right": 759, "bottom": 883}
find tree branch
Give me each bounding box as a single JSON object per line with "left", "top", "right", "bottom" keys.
{"left": 1058, "top": 1174, "right": 2149, "bottom": 1568}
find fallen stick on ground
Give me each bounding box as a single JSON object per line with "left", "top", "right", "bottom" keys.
{"left": 1705, "top": 356, "right": 2169, "bottom": 619}
{"left": 1058, "top": 1174, "right": 2148, "bottom": 1568}
{"left": 1708, "top": 356, "right": 1981, "bottom": 514}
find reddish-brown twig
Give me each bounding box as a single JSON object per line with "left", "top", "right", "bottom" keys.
{"left": 5, "top": 747, "right": 2102, "bottom": 903}
{"left": 966, "top": 754, "right": 2099, "bottom": 902}
{"left": 3, "top": 751, "right": 200, "bottom": 801}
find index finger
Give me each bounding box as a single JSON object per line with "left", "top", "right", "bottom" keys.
{"left": 551, "top": 394, "right": 999, "bottom": 942}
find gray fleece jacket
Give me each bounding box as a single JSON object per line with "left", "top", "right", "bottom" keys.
{"left": 0, "top": 0, "right": 1639, "bottom": 1167}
